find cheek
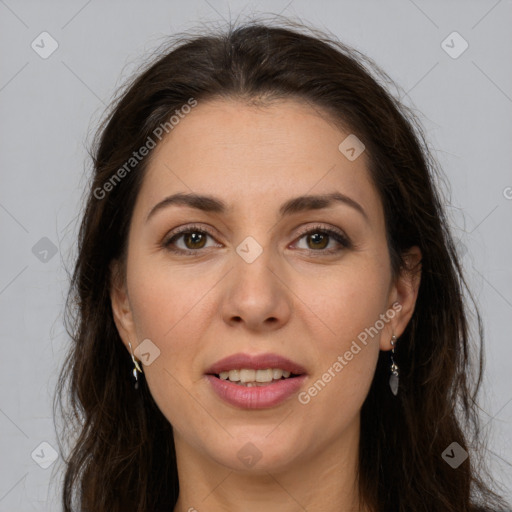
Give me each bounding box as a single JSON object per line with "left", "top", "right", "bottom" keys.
{"left": 127, "top": 258, "right": 216, "bottom": 343}
{"left": 293, "top": 260, "right": 390, "bottom": 346}
{"left": 296, "top": 344, "right": 379, "bottom": 447}
{"left": 291, "top": 262, "right": 388, "bottom": 411}
{"left": 126, "top": 263, "right": 213, "bottom": 427}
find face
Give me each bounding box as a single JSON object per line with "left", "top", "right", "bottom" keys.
{"left": 110, "top": 98, "right": 420, "bottom": 473}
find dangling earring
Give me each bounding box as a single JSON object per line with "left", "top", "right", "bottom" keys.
{"left": 389, "top": 335, "right": 399, "bottom": 396}
{"left": 129, "top": 342, "right": 143, "bottom": 390}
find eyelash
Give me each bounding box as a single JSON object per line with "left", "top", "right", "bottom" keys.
{"left": 162, "top": 223, "right": 351, "bottom": 257}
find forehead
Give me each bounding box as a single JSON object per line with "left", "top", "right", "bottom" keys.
{"left": 135, "top": 98, "right": 380, "bottom": 220}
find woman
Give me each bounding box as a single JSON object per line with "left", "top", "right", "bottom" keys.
{"left": 54, "top": 17, "right": 511, "bottom": 512}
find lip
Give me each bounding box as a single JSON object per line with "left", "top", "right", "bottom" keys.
{"left": 205, "top": 374, "right": 308, "bottom": 409}
{"left": 204, "top": 352, "right": 308, "bottom": 376}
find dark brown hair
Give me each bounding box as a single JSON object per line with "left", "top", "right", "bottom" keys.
{"left": 54, "top": 16, "right": 511, "bottom": 512}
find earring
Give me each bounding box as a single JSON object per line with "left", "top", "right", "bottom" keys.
{"left": 128, "top": 342, "right": 143, "bottom": 390}
{"left": 389, "top": 335, "right": 399, "bottom": 396}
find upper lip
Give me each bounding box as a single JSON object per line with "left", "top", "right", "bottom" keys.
{"left": 205, "top": 352, "right": 307, "bottom": 376}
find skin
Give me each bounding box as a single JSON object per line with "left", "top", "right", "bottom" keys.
{"left": 110, "top": 98, "right": 421, "bottom": 512}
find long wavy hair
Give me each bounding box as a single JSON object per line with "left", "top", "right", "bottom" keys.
{"left": 54, "top": 16, "right": 511, "bottom": 512}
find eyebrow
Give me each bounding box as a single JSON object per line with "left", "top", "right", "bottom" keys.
{"left": 146, "top": 191, "right": 368, "bottom": 223}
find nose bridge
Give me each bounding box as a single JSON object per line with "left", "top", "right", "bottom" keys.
{"left": 232, "top": 234, "right": 278, "bottom": 299}
{"left": 221, "top": 234, "right": 293, "bottom": 329}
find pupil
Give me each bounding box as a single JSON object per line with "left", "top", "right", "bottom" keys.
{"left": 186, "top": 232, "right": 205, "bottom": 249}
{"left": 309, "top": 233, "right": 328, "bottom": 249}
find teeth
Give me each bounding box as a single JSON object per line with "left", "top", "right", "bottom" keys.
{"left": 228, "top": 369, "right": 240, "bottom": 381}
{"left": 256, "top": 369, "right": 273, "bottom": 383}
{"left": 217, "top": 368, "right": 295, "bottom": 384}
{"left": 240, "top": 369, "right": 256, "bottom": 383}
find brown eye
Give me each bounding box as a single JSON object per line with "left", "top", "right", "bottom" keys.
{"left": 293, "top": 226, "right": 351, "bottom": 255}
{"left": 181, "top": 231, "right": 207, "bottom": 250}
{"left": 305, "top": 232, "right": 329, "bottom": 250}
{"left": 163, "top": 225, "right": 220, "bottom": 255}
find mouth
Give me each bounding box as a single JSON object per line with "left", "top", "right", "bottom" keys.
{"left": 207, "top": 368, "right": 304, "bottom": 387}
{"left": 204, "top": 352, "right": 308, "bottom": 382}
{"left": 204, "top": 352, "right": 308, "bottom": 409}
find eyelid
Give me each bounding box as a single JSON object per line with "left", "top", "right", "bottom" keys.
{"left": 293, "top": 223, "right": 348, "bottom": 241}
{"left": 291, "top": 223, "right": 352, "bottom": 253}
{"left": 162, "top": 222, "right": 351, "bottom": 254}
{"left": 162, "top": 223, "right": 220, "bottom": 250}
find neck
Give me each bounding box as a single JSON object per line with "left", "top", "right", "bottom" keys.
{"left": 172, "top": 414, "right": 370, "bottom": 512}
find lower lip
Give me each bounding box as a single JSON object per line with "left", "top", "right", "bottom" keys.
{"left": 205, "top": 374, "right": 307, "bottom": 409}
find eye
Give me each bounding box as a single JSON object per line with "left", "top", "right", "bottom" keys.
{"left": 162, "top": 223, "right": 351, "bottom": 256}
{"left": 162, "top": 224, "right": 220, "bottom": 255}
{"left": 292, "top": 224, "right": 351, "bottom": 255}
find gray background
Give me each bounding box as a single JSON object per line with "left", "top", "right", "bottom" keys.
{"left": 1, "top": 0, "right": 511, "bottom": 509}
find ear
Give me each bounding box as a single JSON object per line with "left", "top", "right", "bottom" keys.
{"left": 109, "top": 258, "right": 137, "bottom": 351}
{"left": 379, "top": 246, "right": 422, "bottom": 350}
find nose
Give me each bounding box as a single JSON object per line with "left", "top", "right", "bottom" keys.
{"left": 220, "top": 244, "right": 293, "bottom": 333}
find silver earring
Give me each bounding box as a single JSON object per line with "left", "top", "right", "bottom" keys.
{"left": 129, "top": 342, "right": 143, "bottom": 390}
{"left": 389, "top": 335, "right": 399, "bottom": 396}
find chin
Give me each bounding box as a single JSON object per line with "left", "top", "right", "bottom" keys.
{"left": 206, "top": 434, "right": 302, "bottom": 474}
